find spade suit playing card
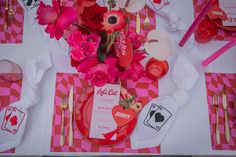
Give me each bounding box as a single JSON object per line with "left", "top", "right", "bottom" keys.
{"left": 1, "top": 106, "right": 14, "bottom": 131}
{"left": 147, "top": 105, "right": 172, "bottom": 131}
{"left": 143, "top": 103, "right": 158, "bottom": 128}
{"left": 4, "top": 107, "right": 25, "bottom": 134}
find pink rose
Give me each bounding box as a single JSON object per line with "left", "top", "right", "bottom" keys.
{"left": 85, "top": 62, "right": 118, "bottom": 87}
{"left": 70, "top": 44, "right": 86, "bottom": 61}
{"left": 67, "top": 31, "right": 85, "bottom": 47}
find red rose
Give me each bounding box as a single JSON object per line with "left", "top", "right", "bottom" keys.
{"left": 80, "top": 4, "right": 107, "bottom": 32}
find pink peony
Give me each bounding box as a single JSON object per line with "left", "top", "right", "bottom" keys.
{"left": 36, "top": 0, "right": 77, "bottom": 40}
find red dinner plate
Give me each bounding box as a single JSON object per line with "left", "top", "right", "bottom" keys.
{"left": 74, "top": 86, "right": 138, "bottom": 146}
{"left": 211, "top": 18, "right": 236, "bottom": 31}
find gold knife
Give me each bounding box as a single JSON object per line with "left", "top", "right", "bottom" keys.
{"left": 222, "top": 85, "right": 230, "bottom": 143}
{"left": 136, "top": 12, "right": 140, "bottom": 34}
{"left": 68, "top": 86, "right": 74, "bottom": 146}
{"left": 4, "top": 0, "right": 9, "bottom": 32}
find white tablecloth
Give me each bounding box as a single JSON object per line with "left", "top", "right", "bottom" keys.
{"left": 0, "top": 0, "right": 236, "bottom": 155}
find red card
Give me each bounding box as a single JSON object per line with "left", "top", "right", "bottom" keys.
{"left": 114, "top": 32, "right": 133, "bottom": 68}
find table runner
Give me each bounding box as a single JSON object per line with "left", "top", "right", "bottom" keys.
{"left": 205, "top": 73, "right": 236, "bottom": 150}
{"left": 0, "top": 0, "right": 24, "bottom": 43}
{"left": 50, "top": 73, "right": 160, "bottom": 153}
{"left": 193, "top": 0, "right": 236, "bottom": 41}
{"left": 0, "top": 79, "right": 22, "bottom": 153}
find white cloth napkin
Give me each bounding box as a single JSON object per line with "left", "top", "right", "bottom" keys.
{"left": 0, "top": 54, "right": 51, "bottom": 152}
{"left": 130, "top": 55, "right": 199, "bottom": 149}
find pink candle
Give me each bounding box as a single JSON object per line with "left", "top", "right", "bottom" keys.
{"left": 201, "top": 38, "right": 236, "bottom": 67}
{"left": 179, "top": 0, "right": 216, "bottom": 47}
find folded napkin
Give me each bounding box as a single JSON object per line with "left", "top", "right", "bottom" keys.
{"left": 0, "top": 54, "right": 51, "bottom": 152}
{"left": 130, "top": 55, "right": 199, "bottom": 149}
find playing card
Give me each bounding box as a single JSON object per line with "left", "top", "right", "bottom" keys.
{"left": 4, "top": 107, "right": 25, "bottom": 134}
{"left": 147, "top": 105, "right": 172, "bottom": 131}
{"left": 1, "top": 106, "right": 14, "bottom": 131}
{"left": 143, "top": 103, "right": 158, "bottom": 128}
{"left": 21, "top": 0, "right": 40, "bottom": 10}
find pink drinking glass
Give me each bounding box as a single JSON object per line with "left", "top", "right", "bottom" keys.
{"left": 0, "top": 60, "right": 23, "bottom": 82}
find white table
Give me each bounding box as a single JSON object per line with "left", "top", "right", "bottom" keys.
{"left": 1, "top": 0, "right": 236, "bottom": 155}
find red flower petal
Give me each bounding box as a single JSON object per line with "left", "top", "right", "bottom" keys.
{"left": 56, "top": 7, "right": 77, "bottom": 30}
{"left": 45, "top": 24, "right": 56, "bottom": 38}
{"left": 77, "top": 57, "right": 99, "bottom": 73}
{"left": 36, "top": 1, "right": 58, "bottom": 25}
{"left": 52, "top": 0, "right": 60, "bottom": 13}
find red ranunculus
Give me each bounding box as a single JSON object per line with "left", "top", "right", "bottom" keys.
{"left": 80, "top": 4, "right": 107, "bottom": 32}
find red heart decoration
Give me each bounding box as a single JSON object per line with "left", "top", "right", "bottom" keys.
{"left": 114, "top": 32, "right": 133, "bottom": 68}
{"left": 207, "top": 6, "right": 227, "bottom": 21}
{"left": 10, "top": 116, "right": 17, "bottom": 126}
{"left": 112, "top": 105, "right": 137, "bottom": 127}
{"left": 153, "top": 0, "right": 161, "bottom": 4}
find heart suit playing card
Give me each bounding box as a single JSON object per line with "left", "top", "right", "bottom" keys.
{"left": 1, "top": 106, "right": 25, "bottom": 134}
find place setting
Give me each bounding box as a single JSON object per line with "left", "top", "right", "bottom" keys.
{"left": 0, "top": 0, "right": 236, "bottom": 155}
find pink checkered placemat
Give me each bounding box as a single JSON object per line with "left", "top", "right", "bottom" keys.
{"left": 0, "top": 79, "right": 22, "bottom": 153}
{"left": 193, "top": 0, "right": 236, "bottom": 41}
{"left": 50, "top": 73, "right": 160, "bottom": 153}
{"left": 205, "top": 73, "right": 236, "bottom": 150}
{"left": 0, "top": 0, "right": 24, "bottom": 43}
{"left": 124, "top": 5, "right": 156, "bottom": 43}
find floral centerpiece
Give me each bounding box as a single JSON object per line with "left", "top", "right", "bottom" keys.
{"left": 35, "top": 0, "right": 164, "bottom": 88}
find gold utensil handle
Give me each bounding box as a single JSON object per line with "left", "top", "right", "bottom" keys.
{"left": 136, "top": 12, "right": 140, "bottom": 34}
{"left": 224, "top": 111, "right": 230, "bottom": 143}
{"left": 216, "top": 110, "right": 220, "bottom": 144}
{"left": 69, "top": 112, "right": 73, "bottom": 146}
{"left": 60, "top": 110, "right": 65, "bottom": 146}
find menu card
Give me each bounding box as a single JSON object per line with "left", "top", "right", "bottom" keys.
{"left": 89, "top": 84, "right": 120, "bottom": 140}
{"left": 219, "top": 0, "right": 236, "bottom": 26}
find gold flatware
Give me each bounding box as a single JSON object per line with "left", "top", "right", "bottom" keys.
{"left": 8, "top": 0, "right": 14, "bottom": 26}
{"left": 234, "top": 97, "right": 236, "bottom": 117}
{"left": 60, "top": 95, "right": 67, "bottom": 146}
{"left": 144, "top": 5, "right": 150, "bottom": 30}
{"left": 68, "top": 87, "right": 74, "bottom": 146}
{"left": 4, "top": 0, "right": 9, "bottom": 32}
{"left": 136, "top": 12, "right": 140, "bottom": 34}
{"left": 213, "top": 94, "right": 220, "bottom": 144}
{"left": 222, "top": 85, "right": 230, "bottom": 143}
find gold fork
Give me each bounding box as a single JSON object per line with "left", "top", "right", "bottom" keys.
{"left": 8, "top": 0, "right": 14, "bottom": 26}
{"left": 60, "top": 95, "right": 67, "bottom": 146}
{"left": 213, "top": 93, "right": 220, "bottom": 144}
{"left": 144, "top": 5, "right": 150, "bottom": 30}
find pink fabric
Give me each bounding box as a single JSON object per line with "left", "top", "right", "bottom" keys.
{"left": 205, "top": 73, "right": 236, "bottom": 150}
{"left": 50, "top": 73, "right": 160, "bottom": 153}
{"left": 0, "top": 0, "right": 24, "bottom": 43}
{"left": 0, "top": 79, "right": 22, "bottom": 153}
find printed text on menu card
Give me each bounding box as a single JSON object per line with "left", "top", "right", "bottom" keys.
{"left": 219, "top": 0, "right": 236, "bottom": 26}
{"left": 89, "top": 84, "right": 120, "bottom": 140}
